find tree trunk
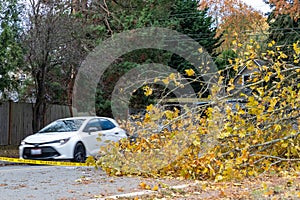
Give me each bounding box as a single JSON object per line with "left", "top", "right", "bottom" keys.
{"left": 33, "top": 65, "right": 47, "bottom": 132}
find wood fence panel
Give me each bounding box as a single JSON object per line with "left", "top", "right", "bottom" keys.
{"left": 10, "top": 103, "right": 33, "bottom": 145}
{"left": 0, "top": 102, "right": 71, "bottom": 146}
{"left": 0, "top": 102, "right": 9, "bottom": 145}
{"left": 20, "top": 103, "right": 33, "bottom": 141}
{"left": 10, "top": 102, "right": 22, "bottom": 145}
{"left": 44, "top": 104, "right": 72, "bottom": 125}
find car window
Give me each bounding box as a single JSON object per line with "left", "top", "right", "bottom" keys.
{"left": 83, "top": 119, "right": 102, "bottom": 132}
{"left": 100, "top": 119, "right": 116, "bottom": 130}
{"left": 38, "top": 119, "right": 85, "bottom": 133}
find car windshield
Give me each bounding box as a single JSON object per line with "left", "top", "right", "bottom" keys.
{"left": 38, "top": 119, "right": 85, "bottom": 133}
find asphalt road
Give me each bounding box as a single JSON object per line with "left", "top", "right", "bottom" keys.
{"left": 0, "top": 164, "right": 145, "bottom": 200}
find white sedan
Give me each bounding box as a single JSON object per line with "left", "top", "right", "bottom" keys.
{"left": 19, "top": 116, "right": 127, "bottom": 162}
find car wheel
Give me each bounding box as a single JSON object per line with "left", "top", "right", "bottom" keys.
{"left": 73, "top": 142, "right": 86, "bottom": 162}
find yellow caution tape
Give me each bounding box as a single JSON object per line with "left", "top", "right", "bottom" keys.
{"left": 0, "top": 157, "right": 89, "bottom": 167}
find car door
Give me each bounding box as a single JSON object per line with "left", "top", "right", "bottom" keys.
{"left": 81, "top": 118, "right": 103, "bottom": 156}
{"left": 99, "top": 118, "right": 125, "bottom": 144}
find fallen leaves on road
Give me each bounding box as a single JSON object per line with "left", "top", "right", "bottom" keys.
{"left": 75, "top": 177, "right": 93, "bottom": 185}
{"left": 115, "top": 172, "right": 300, "bottom": 199}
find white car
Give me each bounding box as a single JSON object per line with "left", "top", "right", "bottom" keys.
{"left": 19, "top": 116, "right": 127, "bottom": 162}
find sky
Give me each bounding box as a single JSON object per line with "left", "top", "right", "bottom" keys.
{"left": 242, "top": 0, "right": 272, "bottom": 13}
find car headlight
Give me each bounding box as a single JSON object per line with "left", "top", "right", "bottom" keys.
{"left": 20, "top": 141, "right": 26, "bottom": 145}
{"left": 59, "top": 138, "right": 70, "bottom": 145}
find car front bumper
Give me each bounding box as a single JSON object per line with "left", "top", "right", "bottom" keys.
{"left": 19, "top": 143, "right": 74, "bottom": 160}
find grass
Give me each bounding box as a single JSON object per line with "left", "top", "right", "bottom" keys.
{"left": 0, "top": 145, "right": 19, "bottom": 158}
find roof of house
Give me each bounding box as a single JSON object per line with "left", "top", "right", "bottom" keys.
{"left": 236, "top": 59, "right": 266, "bottom": 77}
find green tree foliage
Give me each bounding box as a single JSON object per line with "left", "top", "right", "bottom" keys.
{"left": 169, "top": 1, "right": 221, "bottom": 56}
{"left": 266, "top": 9, "right": 300, "bottom": 62}
{"left": 89, "top": 0, "right": 222, "bottom": 115}
{"left": 0, "top": 0, "right": 24, "bottom": 99}
{"left": 167, "top": 1, "right": 222, "bottom": 97}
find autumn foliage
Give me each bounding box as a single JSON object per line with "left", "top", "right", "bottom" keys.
{"left": 268, "top": 0, "right": 300, "bottom": 20}
{"left": 91, "top": 40, "right": 300, "bottom": 181}
{"left": 199, "top": 0, "right": 268, "bottom": 51}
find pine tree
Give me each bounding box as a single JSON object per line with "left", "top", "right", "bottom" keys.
{"left": 265, "top": 1, "right": 300, "bottom": 62}
{"left": 170, "top": 1, "right": 221, "bottom": 56}
{"left": 168, "top": 0, "right": 222, "bottom": 97}
{"left": 267, "top": 12, "right": 300, "bottom": 57}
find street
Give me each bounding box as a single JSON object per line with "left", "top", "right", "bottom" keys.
{"left": 0, "top": 164, "right": 144, "bottom": 200}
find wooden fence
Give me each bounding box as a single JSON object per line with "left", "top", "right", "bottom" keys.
{"left": 0, "top": 101, "right": 72, "bottom": 146}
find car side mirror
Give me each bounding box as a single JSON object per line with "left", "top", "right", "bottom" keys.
{"left": 88, "top": 127, "right": 98, "bottom": 134}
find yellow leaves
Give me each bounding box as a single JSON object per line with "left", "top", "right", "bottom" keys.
{"left": 235, "top": 149, "right": 249, "bottom": 165}
{"left": 160, "top": 73, "right": 181, "bottom": 86}
{"left": 267, "top": 50, "right": 275, "bottom": 56}
{"left": 192, "top": 139, "right": 201, "bottom": 147}
{"left": 95, "top": 48, "right": 300, "bottom": 182}
{"left": 208, "top": 164, "right": 216, "bottom": 177}
{"left": 263, "top": 72, "right": 273, "bottom": 83}
{"left": 268, "top": 40, "right": 275, "bottom": 47}
{"left": 218, "top": 76, "right": 225, "bottom": 85}
{"left": 185, "top": 68, "right": 195, "bottom": 76}
{"left": 278, "top": 51, "right": 288, "bottom": 59}
{"left": 293, "top": 41, "right": 300, "bottom": 55}
{"left": 267, "top": 98, "right": 278, "bottom": 112}
{"left": 219, "top": 122, "right": 232, "bottom": 139}
{"left": 247, "top": 170, "right": 256, "bottom": 176}
{"left": 164, "top": 110, "right": 173, "bottom": 120}
{"left": 140, "top": 182, "right": 160, "bottom": 192}
{"left": 293, "top": 41, "right": 300, "bottom": 63}
{"left": 139, "top": 182, "right": 151, "bottom": 190}
{"left": 162, "top": 77, "right": 169, "bottom": 85}
{"left": 143, "top": 113, "right": 151, "bottom": 123}
{"left": 164, "top": 108, "right": 179, "bottom": 120}
{"left": 247, "top": 96, "right": 259, "bottom": 115}
{"left": 198, "top": 47, "right": 204, "bottom": 53}
{"left": 226, "top": 84, "right": 235, "bottom": 93}
{"left": 215, "top": 174, "right": 223, "bottom": 182}
{"left": 256, "top": 87, "right": 265, "bottom": 97}
{"left": 237, "top": 129, "right": 246, "bottom": 138}
{"left": 85, "top": 156, "right": 96, "bottom": 167}
{"left": 153, "top": 77, "right": 160, "bottom": 83}
{"left": 264, "top": 189, "right": 274, "bottom": 196}
{"left": 226, "top": 78, "right": 235, "bottom": 92}
{"left": 152, "top": 185, "right": 159, "bottom": 191}
{"left": 281, "top": 142, "right": 288, "bottom": 148}
{"left": 169, "top": 73, "right": 176, "bottom": 81}
{"left": 143, "top": 85, "right": 153, "bottom": 96}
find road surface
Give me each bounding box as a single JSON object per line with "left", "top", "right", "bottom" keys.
{"left": 0, "top": 164, "right": 144, "bottom": 200}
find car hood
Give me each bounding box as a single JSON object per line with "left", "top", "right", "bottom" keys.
{"left": 23, "top": 132, "right": 77, "bottom": 143}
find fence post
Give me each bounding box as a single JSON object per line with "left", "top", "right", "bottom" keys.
{"left": 8, "top": 100, "right": 13, "bottom": 145}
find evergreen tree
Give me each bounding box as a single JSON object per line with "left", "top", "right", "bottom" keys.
{"left": 170, "top": 1, "right": 221, "bottom": 56}
{"left": 168, "top": 0, "right": 222, "bottom": 97}
{"left": 266, "top": 8, "right": 300, "bottom": 62}
{"left": 88, "top": 0, "right": 222, "bottom": 115}
{"left": 0, "top": 0, "right": 24, "bottom": 100}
